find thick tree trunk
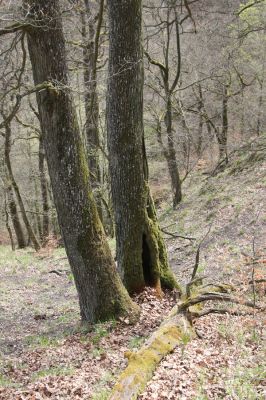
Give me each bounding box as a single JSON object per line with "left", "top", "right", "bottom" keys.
{"left": 24, "top": 0, "right": 138, "bottom": 323}
{"left": 39, "top": 134, "right": 49, "bottom": 243}
{"left": 107, "top": 0, "right": 178, "bottom": 294}
{"left": 4, "top": 122, "right": 40, "bottom": 250}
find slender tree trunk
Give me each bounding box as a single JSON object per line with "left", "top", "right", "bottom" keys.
{"left": 217, "top": 84, "right": 229, "bottom": 163}
{"left": 33, "top": 178, "right": 42, "bottom": 239}
{"left": 81, "top": 0, "right": 103, "bottom": 220}
{"left": 39, "top": 134, "right": 49, "bottom": 243}
{"left": 107, "top": 0, "right": 178, "bottom": 295}
{"left": 196, "top": 85, "right": 204, "bottom": 156}
{"left": 164, "top": 96, "right": 182, "bottom": 208}
{"left": 256, "top": 79, "right": 263, "bottom": 136}
{"left": 4, "top": 122, "right": 40, "bottom": 250}
{"left": 146, "top": 4, "right": 182, "bottom": 208}
{"left": 4, "top": 193, "right": 16, "bottom": 250}
{"left": 5, "top": 183, "right": 26, "bottom": 249}
{"left": 28, "top": 143, "right": 42, "bottom": 240}
{"left": 24, "top": 0, "right": 138, "bottom": 323}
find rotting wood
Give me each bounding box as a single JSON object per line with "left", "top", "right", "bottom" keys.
{"left": 109, "top": 284, "right": 264, "bottom": 400}
{"left": 109, "top": 305, "right": 195, "bottom": 400}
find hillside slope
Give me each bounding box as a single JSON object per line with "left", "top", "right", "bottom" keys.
{"left": 156, "top": 134, "right": 266, "bottom": 286}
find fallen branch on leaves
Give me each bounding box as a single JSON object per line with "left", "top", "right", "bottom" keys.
{"left": 109, "top": 286, "right": 264, "bottom": 400}
{"left": 109, "top": 227, "right": 264, "bottom": 400}
{"left": 109, "top": 305, "right": 194, "bottom": 400}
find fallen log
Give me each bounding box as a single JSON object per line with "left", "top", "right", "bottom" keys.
{"left": 109, "top": 288, "right": 263, "bottom": 400}
{"left": 109, "top": 305, "right": 195, "bottom": 400}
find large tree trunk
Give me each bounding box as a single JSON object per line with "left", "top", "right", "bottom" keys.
{"left": 107, "top": 0, "right": 178, "bottom": 295}
{"left": 24, "top": 0, "right": 138, "bottom": 323}
{"left": 4, "top": 122, "right": 40, "bottom": 250}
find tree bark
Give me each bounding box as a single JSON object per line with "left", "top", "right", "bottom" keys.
{"left": 107, "top": 0, "right": 178, "bottom": 294}
{"left": 24, "top": 0, "right": 138, "bottom": 323}
{"left": 81, "top": 0, "right": 103, "bottom": 220}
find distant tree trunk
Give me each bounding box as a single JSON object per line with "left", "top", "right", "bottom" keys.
{"left": 217, "top": 84, "right": 229, "bottom": 163}
{"left": 24, "top": 0, "right": 138, "bottom": 322}
{"left": 256, "top": 78, "right": 263, "bottom": 136}
{"left": 39, "top": 134, "right": 50, "bottom": 243}
{"left": 28, "top": 142, "right": 42, "bottom": 239}
{"left": 107, "top": 0, "right": 178, "bottom": 295}
{"left": 81, "top": 0, "right": 103, "bottom": 221}
{"left": 164, "top": 96, "right": 182, "bottom": 208}
{"left": 5, "top": 183, "right": 26, "bottom": 249}
{"left": 4, "top": 191, "right": 17, "bottom": 250}
{"left": 4, "top": 122, "right": 40, "bottom": 250}
{"left": 196, "top": 85, "right": 204, "bottom": 156}
{"left": 145, "top": 3, "right": 182, "bottom": 208}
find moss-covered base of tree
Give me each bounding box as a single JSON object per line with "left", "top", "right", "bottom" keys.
{"left": 144, "top": 189, "right": 181, "bottom": 292}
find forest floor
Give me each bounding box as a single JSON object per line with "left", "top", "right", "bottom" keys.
{"left": 0, "top": 136, "right": 265, "bottom": 399}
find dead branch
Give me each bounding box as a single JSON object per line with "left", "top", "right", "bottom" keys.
{"left": 193, "top": 308, "right": 255, "bottom": 318}
{"left": 191, "top": 223, "right": 212, "bottom": 280}
{"left": 179, "top": 292, "right": 264, "bottom": 313}
{"left": 161, "top": 228, "right": 196, "bottom": 241}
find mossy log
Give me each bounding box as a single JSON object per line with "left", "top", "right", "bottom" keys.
{"left": 109, "top": 305, "right": 195, "bottom": 400}
{"left": 109, "top": 282, "right": 262, "bottom": 400}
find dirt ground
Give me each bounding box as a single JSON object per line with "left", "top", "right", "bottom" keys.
{"left": 0, "top": 140, "right": 265, "bottom": 399}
